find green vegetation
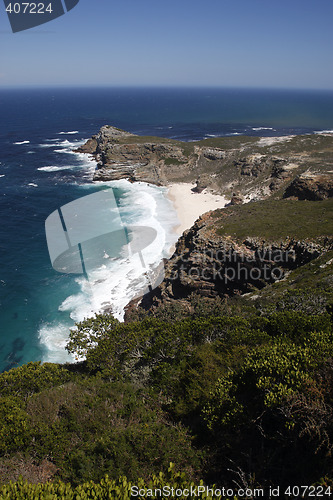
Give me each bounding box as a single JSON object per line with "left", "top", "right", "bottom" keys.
{"left": 214, "top": 198, "right": 333, "bottom": 240}
{"left": 196, "top": 135, "right": 258, "bottom": 150}
{"left": 118, "top": 135, "right": 182, "bottom": 146}
{"left": 0, "top": 369, "right": 198, "bottom": 485}
{"left": 114, "top": 130, "right": 333, "bottom": 161}
{"left": 66, "top": 313, "right": 120, "bottom": 359}
{"left": 164, "top": 157, "right": 187, "bottom": 166}
{"left": 116, "top": 132, "right": 257, "bottom": 151}
{"left": 253, "top": 248, "right": 333, "bottom": 316}
{"left": 0, "top": 465, "right": 230, "bottom": 499}
{"left": 1, "top": 305, "right": 333, "bottom": 492}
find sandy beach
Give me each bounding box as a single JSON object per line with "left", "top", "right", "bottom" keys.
{"left": 167, "top": 183, "right": 230, "bottom": 237}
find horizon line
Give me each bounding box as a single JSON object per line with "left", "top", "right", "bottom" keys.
{"left": 0, "top": 84, "right": 333, "bottom": 92}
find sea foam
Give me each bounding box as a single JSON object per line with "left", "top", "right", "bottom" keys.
{"left": 38, "top": 152, "right": 179, "bottom": 364}
{"left": 38, "top": 165, "right": 73, "bottom": 172}
{"left": 58, "top": 131, "right": 79, "bottom": 135}
{"left": 252, "top": 127, "right": 275, "bottom": 131}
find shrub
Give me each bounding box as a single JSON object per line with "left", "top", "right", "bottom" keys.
{"left": 0, "top": 362, "right": 73, "bottom": 399}
{"left": 202, "top": 329, "right": 333, "bottom": 486}
{"left": 0, "top": 464, "right": 228, "bottom": 499}
{"left": 23, "top": 380, "right": 200, "bottom": 485}
{"left": 0, "top": 397, "right": 31, "bottom": 455}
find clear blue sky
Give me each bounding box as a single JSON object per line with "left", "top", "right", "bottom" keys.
{"left": 0, "top": 0, "right": 332, "bottom": 89}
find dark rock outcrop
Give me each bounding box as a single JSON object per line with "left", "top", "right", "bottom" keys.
{"left": 284, "top": 173, "right": 333, "bottom": 200}
{"left": 229, "top": 192, "right": 244, "bottom": 205}
{"left": 192, "top": 176, "right": 209, "bottom": 193}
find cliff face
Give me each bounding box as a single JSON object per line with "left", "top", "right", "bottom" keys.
{"left": 128, "top": 198, "right": 333, "bottom": 316}
{"left": 77, "top": 126, "right": 333, "bottom": 202}
{"left": 137, "top": 217, "right": 332, "bottom": 313}
{"left": 284, "top": 173, "right": 333, "bottom": 200}
{"left": 93, "top": 141, "right": 192, "bottom": 184}
{"left": 77, "top": 125, "right": 194, "bottom": 185}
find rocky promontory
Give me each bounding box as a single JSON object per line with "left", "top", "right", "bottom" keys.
{"left": 77, "top": 126, "right": 333, "bottom": 203}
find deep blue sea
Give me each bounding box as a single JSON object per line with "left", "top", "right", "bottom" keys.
{"left": 1, "top": 87, "right": 333, "bottom": 372}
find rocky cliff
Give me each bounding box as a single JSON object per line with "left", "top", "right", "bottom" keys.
{"left": 284, "top": 172, "right": 333, "bottom": 200}
{"left": 127, "top": 198, "right": 333, "bottom": 317}
{"left": 77, "top": 126, "right": 333, "bottom": 202}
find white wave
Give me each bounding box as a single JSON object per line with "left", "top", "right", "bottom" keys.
{"left": 39, "top": 143, "right": 61, "bottom": 148}
{"left": 54, "top": 139, "right": 86, "bottom": 154}
{"left": 39, "top": 139, "right": 84, "bottom": 150}
{"left": 28, "top": 183, "right": 38, "bottom": 187}
{"left": 38, "top": 323, "right": 76, "bottom": 364}
{"left": 252, "top": 127, "right": 275, "bottom": 131}
{"left": 206, "top": 134, "right": 218, "bottom": 138}
{"left": 81, "top": 181, "right": 177, "bottom": 320}
{"left": 36, "top": 143, "right": 101, "bottom": 364}
{"left": 38, "top": 165, "right": 74, "bottom": 172}
{"left": 40, "top": 179, "right": 179, "bottom": 363}
{"left": 314, "top": 129, "right": 333, "bottom": 134}
{"left": 53, "top": 140, "right": 78, "bottom": 149}
{"left": 69, "top": 151, "right": 97, "bottom": 180}
{"left": 14, "top": 140, "right": 30, "bottom": 145}
{"left": 0, "top": 174, "right": 5, "bottom": 178}
{"left": 58, "top": 131, "right": 79, "bottom": 135}
{"left": 27, "top": 151, "right": 35, "bottom": 154}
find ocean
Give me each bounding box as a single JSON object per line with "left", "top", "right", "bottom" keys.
{"left": 1, "top": 87, "right": 333, "bottom": 372}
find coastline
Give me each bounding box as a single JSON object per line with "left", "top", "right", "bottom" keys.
{"left": 167, "top": 183, "right": 230, "bottom": 237}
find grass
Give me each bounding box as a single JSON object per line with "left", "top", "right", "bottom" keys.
{"left": 214, "top": 198, "right": 333, "bottom": 240}
{"left": 164, "top": 157, "right": 187, "bottom": 166}
{"left": 118, "top": 135, "right": 182, "bottom": 145}
{"left": 116, "top": 133, "right": 258, "bottom": 150}
{"left": 195, "top": 135, "right": 258, "bottom": 149}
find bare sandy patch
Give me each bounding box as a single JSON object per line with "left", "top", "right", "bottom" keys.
{"left": 167, "top": 183, "right": 230, "bottom": 237}
{"left": 257, "top": 136, "right": 295, "bottom": 147}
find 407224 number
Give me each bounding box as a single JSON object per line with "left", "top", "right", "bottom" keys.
{"left": 5, "top": 3, "right": 53, "bottom": 14}
{"left": 285, "top": 485, "right": 332, "bottom": 497}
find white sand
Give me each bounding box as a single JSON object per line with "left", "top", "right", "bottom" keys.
{"left": 167, "top": 183, "right": 230, "bottom": 236}
{"left": 257, "top": 136, "right": 295, "bottom": 147}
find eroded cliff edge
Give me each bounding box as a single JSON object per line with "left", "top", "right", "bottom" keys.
{"left": 126, "top": 198, "right": 333, "bottom": 319}
{"left": 77, "top": 125, "right": 333, "bottom": 202}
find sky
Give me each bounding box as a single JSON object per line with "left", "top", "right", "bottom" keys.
{"left": 0, "top": 0, "right": 332, "bottom": 89}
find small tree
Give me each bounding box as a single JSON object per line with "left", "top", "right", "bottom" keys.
{"left": 66, "top": 313, "right": 120, "bottom": 359}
